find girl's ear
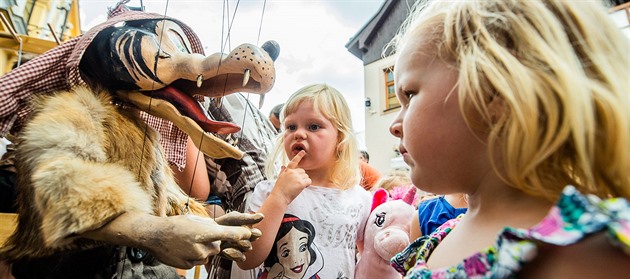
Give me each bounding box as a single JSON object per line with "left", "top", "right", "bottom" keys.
{"left": 486, "top": 93, "right": 506, "bottom": 124}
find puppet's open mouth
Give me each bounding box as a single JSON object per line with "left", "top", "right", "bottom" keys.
{"left": 142, "top": 86, "right": 241, "bottom": 135}
{"left": 119, "top": 89, "right": 245, "bottom": 160}
{"left": 118, "top": 41, "right": 280, "bottom": 160}
{"left": 139, "top": 40, "right": 280, "bottom": 135}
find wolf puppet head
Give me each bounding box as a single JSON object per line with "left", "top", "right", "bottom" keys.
{"left": 76, "top": 3, "right": 279, "bottom": 159}
{"left": 0, "top": 1, "right": 278, "bottom": 161}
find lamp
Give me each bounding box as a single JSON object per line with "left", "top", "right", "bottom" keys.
{"left": 364, "top": 97, "right": 376, "bottom": 115}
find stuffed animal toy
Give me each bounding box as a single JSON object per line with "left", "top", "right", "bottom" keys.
{"left": 355, "top": 188, "right": 416, "bottom": 278}
{"left": 0, "top": 1, "right": 278, "bottom": 277}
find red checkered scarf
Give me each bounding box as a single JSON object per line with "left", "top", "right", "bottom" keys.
{"left": 0, "top": 7, "right": 205, "bottom": 169}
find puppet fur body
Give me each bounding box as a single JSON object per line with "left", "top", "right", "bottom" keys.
{"left": 0, "top": 87, "right": 207, "bottom": 261}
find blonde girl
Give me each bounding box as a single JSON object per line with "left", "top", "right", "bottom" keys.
{"left": 237, "top": 84, "right": 372, "bottom": 278}
{"left": 388, "top": 0, "right": 629, "bottom": 277}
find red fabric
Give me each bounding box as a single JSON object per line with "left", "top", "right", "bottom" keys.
{"left": 0, "top": 6, "right": 205, "bottom": 169}
{"left": 360, "top": 161, "right": 381, "bottom": 191}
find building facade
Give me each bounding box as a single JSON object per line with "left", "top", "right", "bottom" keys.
{"left": 0, "top": 0, "right": 81, "bottom": 75}
{"left": 347, "top": 0, "right": 630, "bottom": 175}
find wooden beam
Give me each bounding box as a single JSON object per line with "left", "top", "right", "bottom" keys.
{"left": 0, "top": 213, "right": 17, "bottom": 247}
{"left": 0, "top": 33, "right": 57, "bottom": 54}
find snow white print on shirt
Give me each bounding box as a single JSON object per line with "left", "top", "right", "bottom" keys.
{"left": 257, "top": 214, "right": 323, "bottom": 279}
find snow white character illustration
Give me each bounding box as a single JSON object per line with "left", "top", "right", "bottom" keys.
{"left": 258, "top": 214, "right": 322, "bottom": 279}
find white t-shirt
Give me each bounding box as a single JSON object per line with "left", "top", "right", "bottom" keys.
{"left": 232, "top": 180, "right": 372, "bottom": 279}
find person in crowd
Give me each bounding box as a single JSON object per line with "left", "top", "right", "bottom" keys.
{"left": 359, "top": 150, "right": 370, "bottom": 163}
{"left": 373, "top": 170, "right": 411, "bottom": 193}
{"left": 268, "top": 103, "right": 284, "bottom": 132}
{"left": 410, "top": 193, "right": 467, "bottom": 240}
{"left": 201, "top": 93, "right": 278, "bottom": 278}
{"left": 388, "top": 0, "right": 629, "bottom": 277}
{"left": 359, "top": 160, "right": 381, "bottom": 191}
{"left": 237, "top": 83, "right": 372, "bottom": 279}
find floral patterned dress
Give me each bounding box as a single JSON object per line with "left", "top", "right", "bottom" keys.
{"left": 391, "top": 186, "right": 630, "bottom": 278}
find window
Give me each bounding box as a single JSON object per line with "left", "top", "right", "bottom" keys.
{"left": 384, "top": 66, "right": 399, "bottom": 110}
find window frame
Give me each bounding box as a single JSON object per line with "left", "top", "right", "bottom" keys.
{"left": 383, "top": 66, "right": 399, "bottom": 111}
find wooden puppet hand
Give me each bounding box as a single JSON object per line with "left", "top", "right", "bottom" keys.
{"left": 83, "top": 212, "right": 263, "bottom": 269}
{"left": 213, "top": 211, "right": 264, "bottom": 262}
{"left": 270, "top": 150, "right": 311, "bottom": 205}
{"left": 147, "top": 213, "right": 265, "bottom": 268}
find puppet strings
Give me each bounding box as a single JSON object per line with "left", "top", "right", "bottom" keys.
{"left": 236, "top": 0, "right": 268, "bottom": 141}
{"left": 184, "top": 0, "right": 271, "bottom": 217}
{"left": 207, "top": 0, "right": 269, "bottom": 220}
{"left": 124, "top": 0, "right": 170, "bottom": 277}
{"left": 128, "top": 0, "right": 266, "bottom": 276}
{"left": 182, "top": 0, "right": 243, "bottom": 218}
{"left": 136, "top": 0, "right": 170, "bottom": 188}
{"left": 256, "top": 0, "right": 267, "bottom": 46}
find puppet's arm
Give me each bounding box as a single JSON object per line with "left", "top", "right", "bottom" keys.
{"left": 82, "top": 211, "right": 262, "bottom": 269}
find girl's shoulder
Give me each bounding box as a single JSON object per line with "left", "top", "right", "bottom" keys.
{"left": 348, "top": 184, "right": 373, "bottom": 203}
{"left": 525, "top": 186, "right": 630, "bottom": 248}
{"left": 519, "top": 231, "right": 630, "bottom": 278}
{"left": 516, "top": 186, "right": 630, "bottom": 277}
{"left": 392, "top": 186, "right": 630, "bottom": 278}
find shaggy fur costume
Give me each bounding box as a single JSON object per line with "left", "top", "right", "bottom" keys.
{"left": 1, "top": 87, "right": 206, "bottom": 261}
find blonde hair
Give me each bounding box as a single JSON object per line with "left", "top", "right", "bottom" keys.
{"left": 264, "top": 84, "right": 361, "bottom": 190}
{"left": 391, "top": 0, "right": 629, "bottom": 200}
{"left": 374, "top": 170, "right": 411, "bottom": 192}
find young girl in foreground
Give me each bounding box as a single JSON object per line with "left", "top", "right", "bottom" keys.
{"left": 238, "top": 84, "right": 372, "bottom": 278}
{"left": 388, "top": 0, "right": 629, "bottom": 277}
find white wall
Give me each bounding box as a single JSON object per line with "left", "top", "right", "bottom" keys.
{"left": 362, "top": 55, "right": 405, "bottom": 175}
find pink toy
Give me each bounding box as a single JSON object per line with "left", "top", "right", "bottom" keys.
{"left": 356, "top": 188, "right": 416, "bottom": 278}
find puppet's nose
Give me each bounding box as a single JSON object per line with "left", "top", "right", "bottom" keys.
{"left": 261, "top": 40, "right": 280, "bottom": 61}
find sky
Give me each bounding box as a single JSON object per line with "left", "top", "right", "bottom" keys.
{"left": 79, "top": 0, "right": 386, "bottom": 146}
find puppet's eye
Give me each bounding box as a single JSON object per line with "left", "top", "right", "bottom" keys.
{"left": 374, "top": 212, "right": 386, "bottom": 227}
{"left": 157, "top": 49, "right": 171, "bottom": 59}
{"left": 168, "top": 30, "right": 190, "bottom": 54}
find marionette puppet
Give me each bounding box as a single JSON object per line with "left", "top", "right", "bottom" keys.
{"left": 356, "top": 188, "right": 417, "bottom": 279}
{"left": 0, "top": 1, "right": 279, "bottom": 277}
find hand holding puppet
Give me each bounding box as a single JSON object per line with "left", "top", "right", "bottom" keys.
{"left": 355, "top": 188, "right": 416, "bottom": 279}
{"left": 0, "top": 1, "right": 278, "bottom": 277}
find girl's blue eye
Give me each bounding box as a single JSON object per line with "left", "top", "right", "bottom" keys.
{"left": 308, "top": 124, "right": 320, "bottom": 131}
{"left": 286, "top": 125, "right": 297, "bottom": 131}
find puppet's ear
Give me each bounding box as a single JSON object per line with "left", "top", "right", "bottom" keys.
{"left": 402, "top": 186, "right": 417, "bottom": 205}
{"left": 371, "top": 189, "right": 389, "bottom": 213}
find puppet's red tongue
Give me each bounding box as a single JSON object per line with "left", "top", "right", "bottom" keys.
{"left": 146, "top": 86, "right": 240, "bottom": 134}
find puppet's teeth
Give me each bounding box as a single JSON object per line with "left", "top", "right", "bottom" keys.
{"left": 225, "top": 134, "right": 238, "bottom": 146}
{"left": 196, "top": 74, "right": 203, "bottom": 88}
{"left": 242, "top": 69, "right": 250, "bottom": 87}
{"left": 258, "top": 94, "right": 265, "bottom": 109}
